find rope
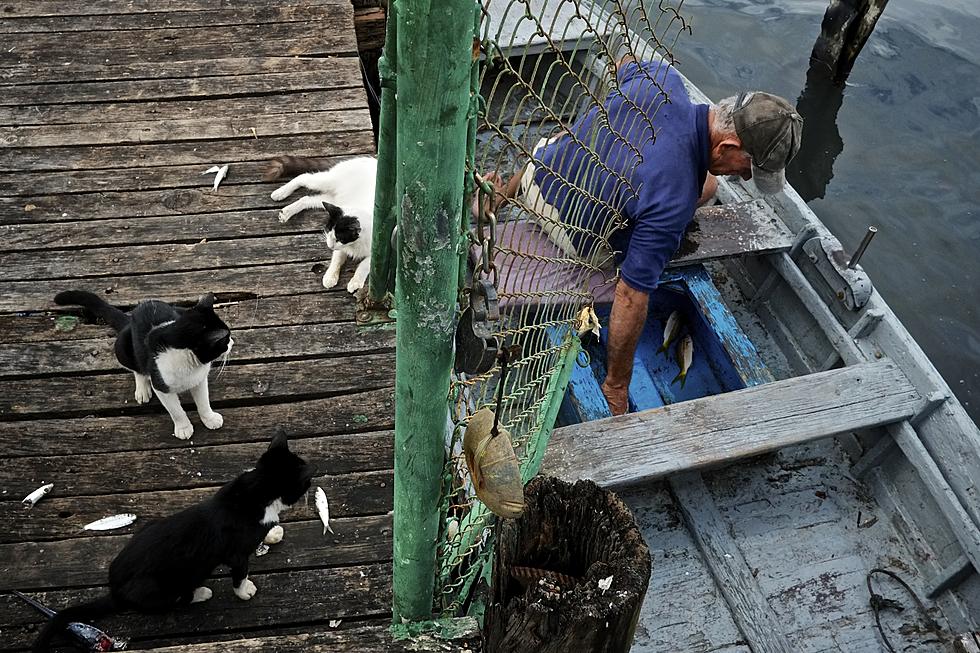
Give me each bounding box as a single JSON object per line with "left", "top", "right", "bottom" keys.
{"left": 867, "top": 567, "right": 945, "bottom": 652}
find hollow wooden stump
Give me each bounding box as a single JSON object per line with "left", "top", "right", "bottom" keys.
{"left": 484, "top": 476, "right": 651, "bottom": 652}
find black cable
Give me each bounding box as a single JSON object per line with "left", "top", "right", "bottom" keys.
{"left": 867, "top": 567, "right": 944, "bottom": 653}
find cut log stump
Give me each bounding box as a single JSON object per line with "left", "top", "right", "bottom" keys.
{"left": 484, "top": 477, "right": 651, "bottom": 652}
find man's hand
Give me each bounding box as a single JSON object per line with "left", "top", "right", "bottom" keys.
{"left": 601, "top": 378, "right": 629, "bottom": 416}
{"left": 603, "top": 279, "right": 649, "bottom": 416}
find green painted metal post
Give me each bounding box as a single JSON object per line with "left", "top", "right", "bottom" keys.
{"left": 392, "top": 0, "right": 476, "bottom": 624}
{"left": 367, "top": 1, "right": 399, "bottom": 303}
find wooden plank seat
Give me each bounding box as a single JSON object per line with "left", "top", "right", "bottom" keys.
{"left": 542, "top": 360, "right": 921, "bottom": 486}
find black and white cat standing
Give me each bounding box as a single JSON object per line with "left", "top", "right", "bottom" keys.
{"left": 31, "top": 432, "right": 315, "bottom": 653}
{"left": 268, "top": 155, "right": 376, "bottom": 294}
{"left": 53, "top": 290, "right": 233, "bottom": 440}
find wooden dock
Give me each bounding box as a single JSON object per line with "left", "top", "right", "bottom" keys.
{"left": 0, "top": 2, "right": 473, "bottom": 651}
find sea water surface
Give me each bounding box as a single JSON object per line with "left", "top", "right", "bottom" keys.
{"left": 656, "top": 0, "right": 979, "bottom": 422}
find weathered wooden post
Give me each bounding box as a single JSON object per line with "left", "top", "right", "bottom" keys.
{"left": 389, "top": 0, "right": 476, "bottom": 624}
{"left": 484, "top": 477, "right": 651, "bottom": 652}
{"left": 810, "top": 0, "right": 889, "bottom": 83}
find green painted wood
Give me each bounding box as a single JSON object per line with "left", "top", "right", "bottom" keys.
{"left": 368, "top": 3, "right": 397, "bottom": 303}
{"left": 391, "top": 0, "right": 475, "bottom": 623}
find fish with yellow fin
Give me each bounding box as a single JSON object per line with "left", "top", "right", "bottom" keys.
{"left": 463, "top": 407, "right": 525, "bottom": 519}
{"left": 657, "top": 310, "right": 683, "bottom": 354}
{"left": 671, "top": 335, "right": 693, "bottom": 388}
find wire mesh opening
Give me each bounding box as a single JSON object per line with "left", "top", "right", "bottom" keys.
{"left": 435, "top": 0, "right": 692, "bottom": 615}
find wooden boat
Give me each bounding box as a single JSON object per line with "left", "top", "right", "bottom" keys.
{"left": 480, "top": 4, "right": 980, "bottom": 650}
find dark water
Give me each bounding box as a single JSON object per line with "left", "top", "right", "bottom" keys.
{"left": 660, "top": 0, "right": 979, "bottom": 422}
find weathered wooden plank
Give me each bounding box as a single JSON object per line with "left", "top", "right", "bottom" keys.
{"left": 0, "top": 468, "right": 393, "bottom": 543}
{"left": 1, "top": 432, "right": 392, "bottom": 498}
{"left": 0, "top": 90, "right": 364, "bottom": 131}
{"left": 0, "top": 387, "right": 393, "bottom": 457}
{"left": 0, "top": 209, "right": 322, "bottom": 251}
{"left": 130, "top": 622, "right": 482, "bottom": 653}
{"left": 0, "top": 130, "right": 374, "bottom": 176}
{"left": 0, "top": 110, "right": 370, "bottom": 148}
{"left": 0, "top": 351, "right": 395, "bottom": 416}
{"left": 0, "top": 321, "right": 395, "bottom": 377}
{"left": 0, "top": 0, "right": 324, "bottom": 18}
{"left": 0, "top": 262, "right": 349, "bottom": 313}
{"left": 0, "top": 234, "right": 328, "bottom": 281}
{"left": 354, "top": 7, "right": 387, "bottom": 50}
{"left": 543, "top": 361, "right": 920, "bottom": 487}
{"left": 670, "top": 473, "right": 795, "bottom": 653}
{"left": 0, "top": 291, "right": 356, "bottom": 345}
{"left": 0, "top": 67, "right": 362, "bottom": 108}
{"left": 0, "top": 56, "right": 358, "bottom": 88}
{"left": 0, "top": 5, "right": 345, "bottom": 34}
{"left": 670, "top": 200, "right": 795, "bottom": 267}
{"left": 2, "top": 564, "right": 391, "bottom": 650}
{"left": 0, "top": 23, "right": 357, "bottom": 66}
{"left": 0, "top": 183, "right": 322, "bottom": 225}
{"left": 0, "top": 514, "right": 391, "bottom": 589}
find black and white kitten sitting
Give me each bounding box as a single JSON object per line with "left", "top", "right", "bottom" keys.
{"left": 53, "top": 290, "right": 233, "bottom": 440}
{"left": 32, "top": 432, "right": 314, "bottom": 653}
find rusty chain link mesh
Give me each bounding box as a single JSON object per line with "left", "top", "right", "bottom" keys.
{"left": 435, "top": 0, "right": 691, "bottom": 615}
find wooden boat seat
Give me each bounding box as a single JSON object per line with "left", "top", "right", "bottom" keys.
{"left": 542, "top": 360, "right": 921, "bottom": 487}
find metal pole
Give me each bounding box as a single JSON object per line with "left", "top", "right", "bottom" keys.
{"left": 392, "top": 0, "right": 476, "bottom": 623}
{"left": 367, "top": 1, "right": 399, "bottom": 303}
{"left": 847, "top": 225, "right": 877, "bottom": 269}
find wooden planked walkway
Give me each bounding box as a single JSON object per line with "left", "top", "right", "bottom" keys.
{"left": 0, "top": 2, "right": 463, "bottom": 651}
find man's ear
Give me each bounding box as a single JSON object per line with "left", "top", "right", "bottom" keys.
{"left": 718, "top": 137, "right": 742, "bottom": 153}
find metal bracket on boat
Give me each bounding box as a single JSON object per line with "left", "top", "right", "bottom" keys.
{"left": 802, "top": 236, "right": 873, "bottom": 311}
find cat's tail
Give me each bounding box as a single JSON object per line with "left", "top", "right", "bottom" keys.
{"left": 54, "top": 290, "right": 129, "bottom": 332}
{"left": 263, "top": 155, "right": 336, "bottom": 181}
{"left": 32, "top": 595, "right": 118, "bottom": 653}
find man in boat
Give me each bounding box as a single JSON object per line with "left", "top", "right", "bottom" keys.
{"left": 480, "top": 56, "right": 802, "bottom": 415}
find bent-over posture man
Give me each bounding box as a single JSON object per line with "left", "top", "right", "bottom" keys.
{"left": 483, "top": 58, "right": 802, "bottom": 415}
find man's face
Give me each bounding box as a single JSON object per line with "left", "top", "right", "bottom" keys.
{"left": 709, "top": 142, "right": 753, "bottom": 180}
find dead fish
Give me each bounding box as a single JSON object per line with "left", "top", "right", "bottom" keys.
{"left": 83, "top": 514, "right": 137, "bottom": 531}
{"left": 657, "top": 310, "right": 683, "bottom": 354}
{"left": 575, "top": 305, "right": 601, "bottom": 338}
{"left": 463, "top": 407, "right": 525, "bottom": 519}
{"left": 22, "top": 483, "right": 53, "bottom": 508}
{"left": 671, "top": 335, "right": 693, "bottom": 388}
{"left": 254, "top": 543, "right": 270, "bottom": 557}
{"left": 201, "top": 164, "right": 229, "bottom": 191}
{"left": 12, "top": 591, "right": 127, "bottom": 651}
{"left": 315, "top": 486, "right": 334, "bottom": 535}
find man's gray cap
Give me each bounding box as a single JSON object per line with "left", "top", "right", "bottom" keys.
{"left": 733, "top": 91, "right": 803, "bottom": 194}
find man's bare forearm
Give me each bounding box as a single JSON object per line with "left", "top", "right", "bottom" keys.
{"left": 601, "top": 278, "right": 649, "bottom": 414}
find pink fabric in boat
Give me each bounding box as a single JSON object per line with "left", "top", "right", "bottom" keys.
{"left": 473, "top": 219, "right": 617, "bottom": 308}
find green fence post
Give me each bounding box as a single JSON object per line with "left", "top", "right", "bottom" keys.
{"left": 367, "top": 1, "right": 398, "bottom": 305}
{"left": 392, "top": 0, "right": 476, "bottom": 624}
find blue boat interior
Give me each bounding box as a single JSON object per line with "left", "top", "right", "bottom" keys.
{"left": 556, "top": 264, "right": 773, "bottom": 426}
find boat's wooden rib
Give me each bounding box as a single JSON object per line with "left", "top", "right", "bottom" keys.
{"left": 543, "top": 360, "right": 920, "bottom": 487}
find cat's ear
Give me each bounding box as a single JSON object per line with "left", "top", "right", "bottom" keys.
{"left": 196, "top": 293, "right": 215, "bottom": 310}
{"left": 320, "top": 202, "right": 344, "bottom": 231}
{"left": 269, "top": 428, "right": 289, "bottom": 452}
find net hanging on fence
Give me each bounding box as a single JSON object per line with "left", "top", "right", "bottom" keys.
{"left": 436, "top": 0, "right": 691, "bottom": 615}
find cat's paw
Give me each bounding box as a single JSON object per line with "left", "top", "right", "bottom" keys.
{"left": 201, "top": 411, "right": 224, "bottom": 430}
{"left": 347, "top": 278, "right": 365, "bottom": 294}
{"left": 264, "top": 525, "right": 284, "bottom": 545}
{"left": 322, "top": 271, "right": 340, "bottom": 289}
{"left": 234, "top": 578, "right": 257, "bottom": 601}
{"left": 270, "top": 187, "right": 290, "bottom": 202}
{"left": 277, "top": 210, "right": 291, "bottom": 223}
{"left": 135, "top": 384, "right": 152, "bottom": 405}
{"left": 174, "top": 422, "right": 194, "bottom": 440}
{"left": 191, "top": 587, "right": 213, "bottom": 603}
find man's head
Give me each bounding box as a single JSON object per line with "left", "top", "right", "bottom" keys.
{"left": 708, "top": 92, "right": 803, "bottom": 194}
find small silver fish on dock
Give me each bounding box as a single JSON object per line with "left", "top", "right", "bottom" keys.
{"left": 201, "top": 164, "right": 229, "bottom": 191}
{"left": 672, "top": 335, "right": 693, "bottom": 388}
{"left": 22, "top": 483, "right": 53, "bottom": 508}
{"left": 315, "top": 486, "right": 334, "bottom": 535}
{"left": 658, "top": 310, "right": 683, "bottom": 354}
{"left": 254, "top": 543, "right": 270, "bottom": 557}
{"left": 83, "top": 513, "right": 137, "bottom": 531}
